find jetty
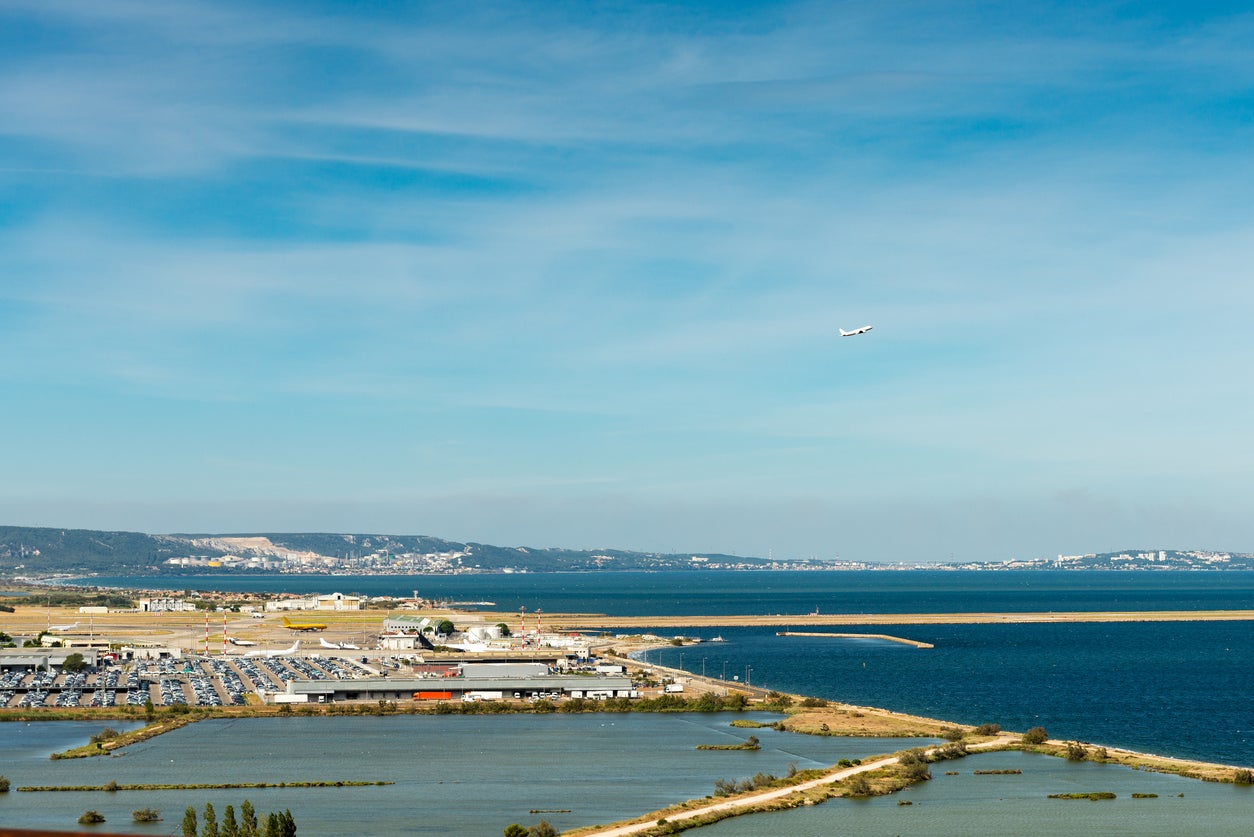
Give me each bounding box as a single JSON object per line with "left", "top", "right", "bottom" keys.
{"left": 777, "top": 631, "right": 934, "bottom": 648}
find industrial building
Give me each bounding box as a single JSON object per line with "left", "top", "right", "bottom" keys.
{"left": 275, "top": 663, "right": 634, "bottom": 704}
{"left": 0, "top": 648, "right": 100, "bottom": 672}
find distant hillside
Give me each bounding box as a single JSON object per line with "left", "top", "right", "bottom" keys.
{"left": 941, "top": 548, "right": 1254, "bottom": 571}
{"left": 0, "top": 526, "right": 222, "bottom": 575}
{"left": 0, "top": 526, "right": 792, "bottom": 576}
{"left": 4, "top": 526, "right": 1251, "bottom": 578}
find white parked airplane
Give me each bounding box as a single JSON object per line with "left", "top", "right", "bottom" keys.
{"left": 839, "top": 325, "right": 873, "bottom": 337}
{"left": 244, "top": 640, "right": 299, "bottom": 658}
{"left": 227, "top": 636, "right": 257, "bottom": 646}
{"left": 319, "top": 637, "right": 360, "bottom": 651}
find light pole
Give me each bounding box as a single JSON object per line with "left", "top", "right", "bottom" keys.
{"left": 746, "top": 665, "right": 752, "bottom": 688}
{"left": 679, "top": 652, "right": 684, "bottom": 673}
{"left": 702, "top": 657, "right": 707, "bottom": 678}
{"left": 722, "top": 660, "right": 728, "bottom": 680}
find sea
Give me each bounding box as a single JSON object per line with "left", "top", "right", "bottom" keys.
{"left": 17, "top": 569, "right": 1249, "bottom": 834}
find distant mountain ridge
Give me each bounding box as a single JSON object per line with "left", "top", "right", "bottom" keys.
{"left": 0, "top": 525, "right": 1251, "bottom": 577}
{"left": 0, "top": 525, "right": 800, "bottom": 576}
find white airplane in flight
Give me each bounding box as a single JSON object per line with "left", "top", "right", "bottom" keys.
{"left": 839, "top": 325, "right": 873, "bottom": 337}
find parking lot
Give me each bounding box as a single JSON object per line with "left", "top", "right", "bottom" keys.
{"left": 0, "top": 654, "right": 376, "bottom": 709}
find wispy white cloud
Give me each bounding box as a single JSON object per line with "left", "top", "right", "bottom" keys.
{"left": 3, "top": 1, "right": 1254, "bottom": 557}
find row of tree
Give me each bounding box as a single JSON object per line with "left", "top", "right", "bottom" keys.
{"left": 181, "top": 801, "right": 295, "bottom": 837}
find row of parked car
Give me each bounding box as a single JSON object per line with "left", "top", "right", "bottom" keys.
{"left": 1, "top": 652, "right": 379, "bottom": 708}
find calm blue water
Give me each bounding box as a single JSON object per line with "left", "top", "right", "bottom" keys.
{"left": 77, "top": 569, "right": 1254, "bottom": 614}
{"left": 642, "top": 620, "right": 1254, "bottom": 767}
{"left": 700, "top": 749, "right": 1254, "bottom": 837}
{"left": 67, "top": 571, "right": 1254, "bottom": 764}
{"left": 0, "top": 715, "right": 929, "bottom": 835}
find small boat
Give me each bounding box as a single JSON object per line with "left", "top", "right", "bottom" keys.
{"left": 709, "top": 635, "right": 724, "bottom": 643}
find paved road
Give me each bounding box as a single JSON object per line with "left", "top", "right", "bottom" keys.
{"left": 577, "top": 736, "right": 1017, "bottom": 837}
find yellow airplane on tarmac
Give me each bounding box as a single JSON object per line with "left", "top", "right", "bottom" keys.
{"left": 282, "top": 615, "right": 327, "bottom": 631}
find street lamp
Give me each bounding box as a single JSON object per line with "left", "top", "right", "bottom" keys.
{"left": 746, "top": 665, "right": 752, "bottom": 688}
{"left": 701, "top": 657, "right": 707, "bottom": 678}
{"left": 722, "top": 660, "right": 728, "bottom": 680}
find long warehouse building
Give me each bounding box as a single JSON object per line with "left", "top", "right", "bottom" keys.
{"left": 279, "top": 673, "right": 635, "bottom": 704}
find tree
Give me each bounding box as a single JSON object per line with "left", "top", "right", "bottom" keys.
{"left": 202, "top": 802, "right": 219, "bottom": 837}
{"left": 240, "top": 801, "right": 258, "bottom": 837}
{"left": 1065, "top": 742, "right": 1087, "bottom": 761}
{"left": 63, "top": 652, "right": 87, "bottom": 672}
{"left": 496, "top": 622, "right": 511, "bottom": 637}
{"left": 504, "top": 825, "right": 528, "bottom": 837}
{"left": 1022, "top": 726, "right": 1049, "bottom": 745}
{"left": 845, "top": 774, "right": 873, "bottom": 797}
{"left": 436, "top": 619, "right": 455, "bottom": 636}
{"left": 527, "top": 821, "right": 557, "bottom": 837}
{"left": 221, "top": 805, "right": 238, "bottom": 837}
{"left": 182, "top": 806, "right": 198, "bottom": 837}
{"left": 279, "top": 809, "right": 296, "bottom": 837}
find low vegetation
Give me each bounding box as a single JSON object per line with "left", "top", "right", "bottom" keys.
{"left": 713, "top": 763, "right": 800, "bottom": 797}
{"left": 20, "top": 780, "right": 392, "bottom": 792}
{"left": 78, "top": 810, "right": 106, "bottom": 824}
{"left": 132, "top": 807, "right": 162, "bottom": 822}
{"left": 1049, "top": 791, "right": 1117, "bottom": 800}
{"left": 697, "top": 736, "right": 760, "bottom": 751}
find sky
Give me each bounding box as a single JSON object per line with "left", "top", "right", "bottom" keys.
{"left": 2, "top": 1, "right": 1252, "bottom": 563}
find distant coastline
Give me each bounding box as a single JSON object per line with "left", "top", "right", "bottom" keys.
{"left": 3, "top": 524, "right": 1252, "bottom": 578}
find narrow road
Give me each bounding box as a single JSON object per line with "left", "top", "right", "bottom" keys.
{"left": 576, "top": 736, "right": 1016, "bottom": 837}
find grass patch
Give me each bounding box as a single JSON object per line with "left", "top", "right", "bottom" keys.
{"left": 1048, "top": 792, "right": 1117, "bottom": 801}
{"left": 19, "top": 780, "right": 392, "bottom": 792}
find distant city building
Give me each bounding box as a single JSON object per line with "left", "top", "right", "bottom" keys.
{"left": 265, "top": 592, "right": 362, "bottom": 612}
{"left": 139, "top": 598, "right": 196, "bottom": 612}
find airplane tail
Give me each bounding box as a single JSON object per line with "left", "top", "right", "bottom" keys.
{"left": 839, "top": 329, "right": 850, "bottom": 336}
{"left": 282, "top": 616, "right": 291, "bottom": 627}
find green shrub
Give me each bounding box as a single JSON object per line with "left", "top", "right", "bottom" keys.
{"left": 1066, "top": 742, "right": 1087, "bottom": 761}
{"left": 844, "top": 775, "right": 873, "bottom": 797}
{"left": 132, "top": 807, "right": 162, "bottom": 822}
{"left": 974, "top": 723, "right": 1001, "bottom": 736}
{"left": 1235, "top": 769, "right": 1254, "bottom": 785}
{"left": 78, "top": 810, "right": 106, "bottom": 824}
{"left": 0, "top": 775, "right": 9, "bottom": 792}
{"left": 1022, "top": 726, "right": 1048, "bottom": 745}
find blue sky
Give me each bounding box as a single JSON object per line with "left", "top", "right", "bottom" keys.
{"left": 2, "top": 1, "right": 1252, "bottom": 562}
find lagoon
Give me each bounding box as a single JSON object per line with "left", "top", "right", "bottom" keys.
{"left": 699, "top": 749, "right": 1254, "bottom": 837}
{"left": 0, "top": 715, "right": 930, "bottom": 835}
